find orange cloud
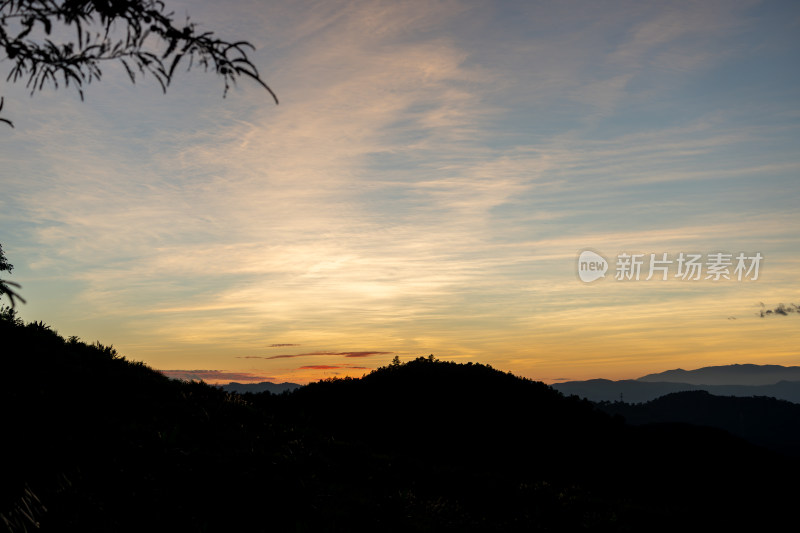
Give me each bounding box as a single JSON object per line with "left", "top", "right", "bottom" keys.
{"left": 159, "top": 370, "right": 276, "bottom": 384}
{"left": 299, "top": 365, "right": 368, "bottom": 370}
{"left": 237, "top": 351, "right": 392, "bottom": 360}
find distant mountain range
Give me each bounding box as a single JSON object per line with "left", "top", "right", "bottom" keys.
{"left": 553, "top": 364, "right": 800, "bottom": 404}
{"left": 637, "top": 364, "right": 800, "bottom": 385}
{"left": 220, "top": 381, "right": 302, "bottom": 394}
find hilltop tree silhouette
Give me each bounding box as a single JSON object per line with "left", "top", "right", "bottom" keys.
{"left": 0, "top": 0, "right": 278, "bottom": 127}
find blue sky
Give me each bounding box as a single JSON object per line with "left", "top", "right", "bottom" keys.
{"left": 1, "top": 0, "right": 798, "bottom": 384}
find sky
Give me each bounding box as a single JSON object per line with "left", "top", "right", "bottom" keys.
{"left": 1, "top": 0, "right": 799, "bottom": 385}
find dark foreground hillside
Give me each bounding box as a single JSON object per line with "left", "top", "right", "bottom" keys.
{"left": 2, "top": 312, "right": 798, "bottom": 532}
{"left": 596, "top": 390, "right": 800, "bottom": 457}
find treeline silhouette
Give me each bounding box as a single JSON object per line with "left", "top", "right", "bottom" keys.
{"left": 3, "top": 310, "right": 799, "bottom": 532}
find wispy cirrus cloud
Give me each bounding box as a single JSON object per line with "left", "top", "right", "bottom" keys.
{"left": 3, "top": 0, "right": 798, "bottom": 385}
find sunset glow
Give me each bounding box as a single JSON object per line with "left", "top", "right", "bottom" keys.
{"left": 2, "top": 0, "right": 798, "bottom": 385}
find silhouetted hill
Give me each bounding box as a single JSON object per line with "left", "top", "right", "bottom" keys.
{"left": 553, "top": 378, "right": 800, "bottom": 404}
{"left": 275, "top": 357, "right": 620, "bottom": 478}
{"left": 597, "top": 390, "right": 800, "bottom": 457}
{"left": 255, "top": 357, "right": 799, "bottom": 530}
{"left": 1, "top": 314, "right": 307, "bottom": 532}
{"left": 220, "top": 381, "right": 301, "bottom": 394}
{"left": 637, "top": 363, "right": 800, "bottom": 385}
{"left": 3, "top": 314, "right": 799, "bottom": 532}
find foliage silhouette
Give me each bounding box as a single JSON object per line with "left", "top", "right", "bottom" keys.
{"left": 0, "top": 243, "right": 25, "bottom": 307}
{"left": 0, "top": 0, "right": 277, "bottom": 126}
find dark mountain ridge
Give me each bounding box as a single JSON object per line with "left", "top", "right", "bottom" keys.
{"left": 554, "top": 378, "right": 800, "bottom": 404}
{"left": 597, "top": 390, "right": 800, "bottom": 457}
{"left": 637, "top": 363, "right": 800, "bottom": 385}
{"left": 554, "top": 363, "right": 800, "bottom": 403}
{"left": 219, "top": 381, "right": 301, "bottom": 394}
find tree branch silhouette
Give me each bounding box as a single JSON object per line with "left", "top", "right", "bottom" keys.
{"left": 0, "top": 243, "right": 25, "bottom": 307}
{"left": 0, "top": 0, "right": 277, "bottom": 126}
